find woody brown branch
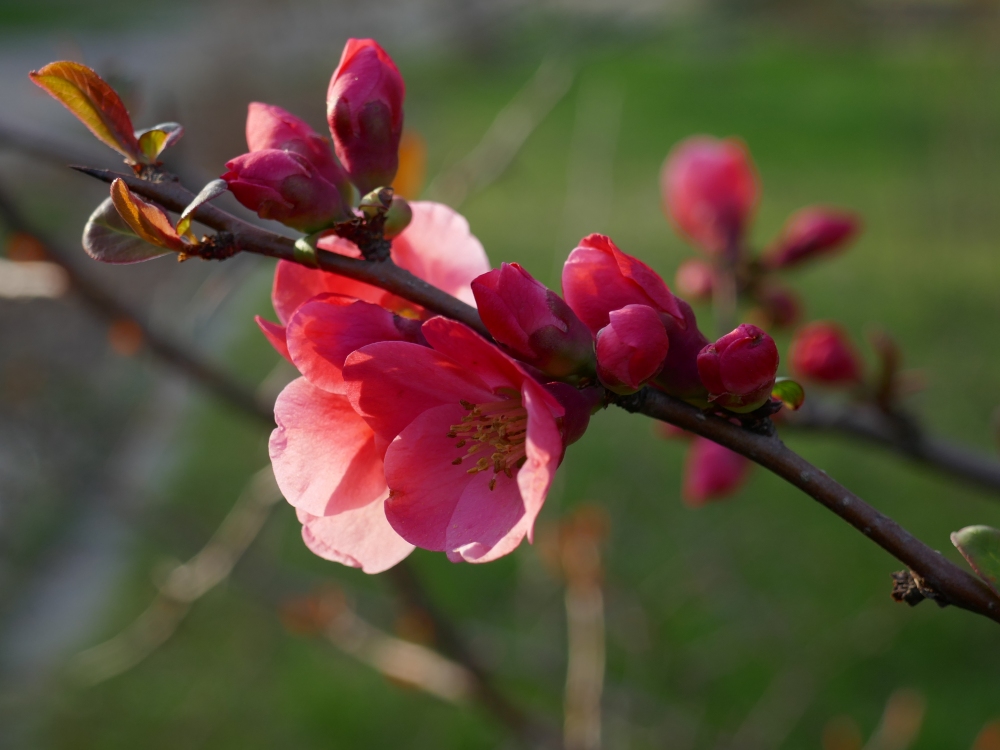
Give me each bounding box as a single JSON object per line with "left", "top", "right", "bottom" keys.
{"left": 76, "top": 167, "right": 1000, "bottom": 627}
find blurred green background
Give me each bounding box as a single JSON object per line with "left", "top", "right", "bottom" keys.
{"left": 2, "top": 1, "right": 1000, "bottom": 748}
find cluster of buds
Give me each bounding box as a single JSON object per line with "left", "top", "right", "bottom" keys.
{"left": 223, "top": 39, "right": 409, "bottom": 245}
{"left": 663, "top": 136, "right": 860, "bottom": 330}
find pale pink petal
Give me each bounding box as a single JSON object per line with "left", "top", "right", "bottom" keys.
{"left": 344, "top": 341, "right": 494, "bottom": 445}
{"left": 270, "top": 378, "right": 386, "bottom": 516}
{"left": 297, "top": 502, "right": 414, "bottom": 574}
{"left": 517, "top": 378, "right": 563, "bottom": 543}
{"left": 383, "top": 403, "right": 479, "bottom": 551}
{"left": 445, "top": 472, "right": 527, "bottom": 563}
{"left": 286, "top": 296, "right": 407, "bottom": 395}
{"left": 255, "top": 315, "right": 291, "bottom": 362}
{"left": 390, "top": 202, "right": 490, "bottom": 307}
{"left": 272, "top": 238, "right": 387, "bottom": 324}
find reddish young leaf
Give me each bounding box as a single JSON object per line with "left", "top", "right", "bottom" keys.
{"left": 29, "top": 61, "right": 144, "bottom": 163}
{"left": 82, "top": 198, "right": 173, "bottom": 264}
{"left": 109, "top": 178, "right": 186, "bottom": 251}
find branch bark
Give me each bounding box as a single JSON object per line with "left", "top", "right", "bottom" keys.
{"left": 73, "top": 167, "right": 1000, "bottom": 626}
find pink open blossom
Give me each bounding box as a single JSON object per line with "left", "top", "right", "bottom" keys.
{"left": 257, "top": 200, "right": 489, "bottom": 359}
{"left": 269, "top": 298, "right": 425, "bottom": 573}
{"left": 344, "top": 316, "right": 567, "bottom": 563}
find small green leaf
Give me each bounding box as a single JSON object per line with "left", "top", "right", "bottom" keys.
{"left": 951, "top": 525, "right": 1000, "bottom": 596}
{"left": 176, "top": 178, "right": 227, "bottom": 238}
{"left": 293, "top": 233, "right": 321, "bottom": 268}
{"left": 82, "top": 198, "right": 172, "bottom": 264}
{"left": 135, "top": 122, "right": 184, "bottom": 162}
{"left": 771, "top": 377, "right": 805, "bottom": 411}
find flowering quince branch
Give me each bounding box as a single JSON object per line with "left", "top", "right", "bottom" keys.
{"left": 36, "top": 40, "right": 1000, "bottom": 627}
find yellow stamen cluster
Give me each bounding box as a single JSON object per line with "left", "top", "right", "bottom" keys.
{"left": 447, "top": 395, "right": 529, "bottom": 491}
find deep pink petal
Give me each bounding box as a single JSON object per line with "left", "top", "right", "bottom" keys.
{"left": 255, "top": 315, "right": 291, "bottom": 362}
{"left": 297, "top": 502, "right": 413, "bottom": 574}
{"left": 445, "top": 471, "right": 527, "bottom": 563}
{"left": 383, "top": 403, "right": 479, "bottom": 551}
{"left": 517, "top": 378, "right": 563, "bottom": 543}
{"left": 344, "top": 340, "right": 495, "bottom": 445}
{"left": 270, "top": 378, "right": 386, "bottom": 516}
{"left": 286, "top": 296, "right": 405, "bottom": 395}
{"left": 390, "top": 202, "right": 489, "bottom": 307}
{"left": 419, "top": 317, "right": 528, "bottom": 393}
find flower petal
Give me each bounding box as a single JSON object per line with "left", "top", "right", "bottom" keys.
{"left": 383, "top": 403, "right": 479, "bottom": 551}
{"left": 391, "top": 202, "right": 489, "bottom": 307}
{"left": 287, "top": 296, "right": 407, "bottom": 395}
{"left": 517, "top": 378, "right": 563, "bottom": 543}
{"left": 270, "top": 378, "right": 386, "bottom": 516}
{"left": 297, "top": 502, "right": 413, "bottom": 574}
{"left": 344, "top": 341, "right": 494, "bottom": 445}
{"left": 255, "top": 315, "right": 291, "bottom": 362}
{"left": 445, "top": 471, "right": 527, "bottom": 563}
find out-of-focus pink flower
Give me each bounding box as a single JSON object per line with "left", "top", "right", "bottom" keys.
{"left": 683, "top": 436, "right": 751, "bottom": 506}
{"left": 246, "top": 102, "right": 351, "bottom": 197}
{"left": 223, "top": 149, "right": 349, "bottom": 232}
{"left": 344, "top": 317, "right": 567, "bottom": 563}
{"left": 327, "top": 38, "right": 405, "bottom": 194}
{"left": 562, "top": 233, "right": 684, "bottom": 334}
{"left": 596, "top": 304, "right": 670, "bottom": 394}
{"left": 674, "top": 258, "right": 715, "bottom": 301}
{"left": 789, "top": 321, "right": 863, "bottom": 385}
{"left": 754, "top": 283, "right": 802, "bottom": 329}
{"left": 661, "top": 136, "right": 759, "bottom": 256}
{"left": 697, "top": 324, "right": 779, "bottom": 412}
{"left": 259, "top": 201, "right": 489, "bottom": 359}
{"left": 651, "top": 298, "right": 711, "bottom": 405}
{"left": 472, "top": 262, "right": 594, "bottom": 378}
{"left": 763, "top": 207, "right": 860, "bottom": 269}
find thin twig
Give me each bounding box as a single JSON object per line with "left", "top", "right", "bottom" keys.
{"left": 787, "top": 398, "right": 1000, "bottom": 495}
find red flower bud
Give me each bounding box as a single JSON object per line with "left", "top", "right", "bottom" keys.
{"left": 697, "top": 324, "right": 779, "bottom": 412}
{"left": 562, "top": 233, "right": 684, "bottom": 335}
{"left": 472, "top": 263, "right": 595, "bottom": 379}
{"left": 754, "top": 283, "right": 802, "bottom": 329}
{"left": 789, "top": 321, "right": 863, "bottom": 385}
{"left": 763, "top": 207, "right": 860, "bottom": 269}
{"left": 683, "top": 437, "right": 751, "bottom": 506}
{"left": 651, "top": 298, "right": 711, "bottom": 404}
{"left": 674, "top": 258, "right": 715, "bottom": 301}
{"left": 595, "top": 304, "right": 670, "bottom": 394}
{"left": 223, "top": 149, "right": 350, "bottom": 232}
{"left": 246, "top": 102, "right": 351, "bottom": 199}
{"left": 661, "top": 136, "right": 758, "bottom": 256}
{"left": 327, "top": 38, "right": 405, "bottom": 194}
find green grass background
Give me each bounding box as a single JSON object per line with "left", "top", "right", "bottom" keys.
{"left": 33, "top": 14, "right": 1000, "bottom": 749}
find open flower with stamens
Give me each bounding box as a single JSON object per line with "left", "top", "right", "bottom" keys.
{"left": 256, "top": 200, "right": 489, "bottom": 360}
{"left": 344, "top": 316, "right": 570, "bottom": 563}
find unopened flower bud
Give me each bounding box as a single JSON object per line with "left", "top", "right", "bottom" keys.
{"left": 697, "top": 323, "right": 779, "bottom": 413}
{"left": 224, "top": 149, "right": 350, "bottom": 232}
{"left": 674, "top": 258, "right": 715, "bottom": 301}
{"left": 661, "top": 135, "right": 758, "bottom": 256}
{"left": 246, "top": 102, "right": 351, "bottom": 200}
{"left": 683, "top": 437, "right": 751, "bottom": 506}
{"left": 562, "top": 233, "right": 684, "bottom": 335}
{"left": 763, "top": 207, "right": 860, "bottom": 269}
{"left": 652, "top": 298, "right": 711, "bottom": 405}
{"left": 327, "top": 38, "right": 405, "bottom": 194}
{"left": 789, "top": 321, "right": 863, "bottom": 385}
{"left": 595, "top": 304, "right": 670, "bottom": 394}
{"left": 472, "top": 263, "right": 595, "bottom": 379}
{"left": 754, "top": 283, "right": 802, "bottom": 329}
{"left": 383, "top": 195, "right": 412, "bottom": 238}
